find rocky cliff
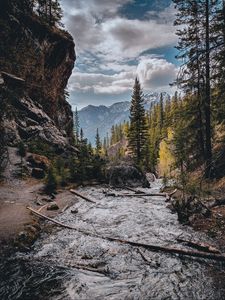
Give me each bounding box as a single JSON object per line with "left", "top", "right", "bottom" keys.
{"left": 0, "top": 1, "right": 75, "bottom": 151}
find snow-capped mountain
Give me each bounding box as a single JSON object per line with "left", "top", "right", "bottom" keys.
{"left": 75, "top": 92, "right": 170, "bottom": 144}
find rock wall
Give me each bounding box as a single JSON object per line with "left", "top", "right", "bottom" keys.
{"left": 0, "top": 3, "right": 75, "bottom": 141}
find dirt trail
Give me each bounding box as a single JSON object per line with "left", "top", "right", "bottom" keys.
{"left": 0, "top": 147, "right": 77, "bottom": 245}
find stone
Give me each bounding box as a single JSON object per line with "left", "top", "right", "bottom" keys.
{"left": 107, "top": 164, "right": 150, "bottom": 188}
{"left": 47, "top": 202, "right": 59, "bottom": 211}
{"left": 71, "top": 208, "right": 78, "bottom": 214}
{"left": 31, "top": 168, "right": 45, "bottom": 179}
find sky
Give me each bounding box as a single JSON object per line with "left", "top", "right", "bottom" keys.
{"left": 61, "top": 0, "right": 178, "bottom": 110}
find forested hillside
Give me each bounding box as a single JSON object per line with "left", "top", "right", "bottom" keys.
{"left": 106, "top": 0, "right": 225, "bottom": 195}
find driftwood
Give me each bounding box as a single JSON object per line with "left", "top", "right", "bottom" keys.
{"left": 108, "top": 189, "right": 178, "bottom": 199}
{"left": 125, "top": 186, "right": 146, "bottom": 194}
{"left": 61, "top": 204, "right": 70, "bottom": 213}
{"left": 71, "top": 264, "right": 110, "bottom": 276}
{"left": 109, "top": 193, "right": 168, "bottom": 197}
{"left": 37, "top": 204, "right": 48, "bottom": 212}
{"left": 27, "top": 207, "right": 77, "bottom": 230}
{"left": 70, "top": 189, "right": 96, "bottom": 204}
{"left": 27, "top": 207, "right": 225, "bottom": 262}
{"left": 177, "top": 238, "right": 221, "bottom": 254}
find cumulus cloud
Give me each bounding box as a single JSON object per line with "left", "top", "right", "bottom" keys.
{"left": 68, "top": 56, "right": 177, "bottom": 95}
{"left": 137, "top": 56, "right": 178, "bottom": 89}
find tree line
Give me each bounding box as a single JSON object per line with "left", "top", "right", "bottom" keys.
{"left": 108, "top": 0, "right": 225, "bottom": 183}
{"left": 3, "top": 0, "right": 63, "bottom": 26}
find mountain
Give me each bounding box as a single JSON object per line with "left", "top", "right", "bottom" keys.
{"left": 77, "top": 92, "right": 170, "bottom": 144}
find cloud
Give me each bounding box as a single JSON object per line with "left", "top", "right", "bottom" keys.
{"left": 103, "top": 17, "right": 176, "bottom": 59}
{"left": 60, "top": 0, "right": 178, "bottom": 106}
{"left": 137, "top": 56, "right": 178, "bottom": 89}
{"left": 68, "top": 70, "right": 135, "bottom": 94}
{"left": 68, "top": 56, "right": 177, "bottom": 95}
{"left": 62, "top": 1, "right": 177, "bottom": 61}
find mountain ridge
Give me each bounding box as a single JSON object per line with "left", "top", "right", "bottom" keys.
{"left": 76, "top": 92, "right": 170, "bottom": 144}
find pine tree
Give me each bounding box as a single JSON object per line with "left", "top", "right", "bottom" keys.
{"left": 159, "top": 93, "right": 164, "bottom": 133}
{"left": 95, "top": 128, "right": 101, "bottom": 155}
{"left": 173, "top": 0, "right": 221, "bottom": 177}
{"left": 36, "top": 0, "right": 63, "bottom": 26}
{"left": 74, "top": 107, "right": 80, "bottom": 145}
{"left": 128, "top": 78, "right": 148, "bottom": 165}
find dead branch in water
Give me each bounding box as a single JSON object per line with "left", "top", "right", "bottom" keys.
{"left": 106, "top": 189, "right": 177, "bottom": 199}
{"left": 27, "top": 207, "right": 225, "bottom": 262}
{"left": 27, "top": 207, "right": 77, "bottom": 230}
{"left": 125, "top": 186, "right": 146, "bottom": 194}
{"left": 107, "top": 193, "right": 168, "bottom": 197}
{"left": 176, "top": 238, "right": 221, "bottom": 254}
{"left": 70, "top": 189, "right": 96, "bottom": 204}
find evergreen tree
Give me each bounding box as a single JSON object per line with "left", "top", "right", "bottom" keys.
{"left": 128, "top": 78, "right": 148, "bottom": 164}
{"left": 74, "top": 107, "right": 80, "bottom": 145}
{"left": 95, "top": 128, "right": 101, "bottom": 155}
{"left": 36, "top": 0, "right": 63, "bottom": 26}
{"left": 173, "top": 0, "right": 221, "bottom": 177}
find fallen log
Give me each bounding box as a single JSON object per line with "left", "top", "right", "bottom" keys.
{"left": 110, "top": 193, "right": 168, "bottom": 197}
{"left": 177, "top": 238, "right": 221, "bottom": 254}
{"left": 105, "top": 236, "right": 225, "bottom": 262}
{"left": 37, "top": 204, "right": 48, "bottom": 212}
{"left": 125, "top": 186, "right": 146, "bottom": 194}
{"left": 71, "top": 264, "right": 110, "bottom": 277}
{"left": 61, "top": 204, "right": 70, "bottom": 213}
{"left": 27, "top": 207, "right": 76, "bottom": 230}
{"left": 70, "top": 189, "right": 96, "bottom": 204}
{"left": 27, "top": 207, "right": 225, "bottom": 262}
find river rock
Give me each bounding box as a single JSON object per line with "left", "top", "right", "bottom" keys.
{"left": 107, "top": 165, "right": 150, "bottom": 188}
{"left": 47, "top": 202, "right": 59, "bottom": 211}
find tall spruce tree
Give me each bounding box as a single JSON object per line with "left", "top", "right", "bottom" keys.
{"left": 173, "top": 0, "right": 220, "bottom": 177}
{"left": 128, "top": 78, "right": 148, "bottom": 164}
{"left": 74, "top": 107, "right": 80, "bottom": 145}
{"left": 95, "top": 128, "right": 101, "bottom": 155}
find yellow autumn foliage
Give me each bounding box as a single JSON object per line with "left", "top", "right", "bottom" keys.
{"left": 158, "top": 128, "right": 175, "bottom": 177}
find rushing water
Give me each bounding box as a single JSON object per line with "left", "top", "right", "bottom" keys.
{"left": 1, "top": 180, "right": 225, "bottom": 300}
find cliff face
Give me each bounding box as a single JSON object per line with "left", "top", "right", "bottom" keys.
{"left": 0, "top": 3, "right": 75, "bottom": 147}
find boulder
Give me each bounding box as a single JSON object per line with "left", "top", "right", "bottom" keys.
{"left": 107, "top": 165, "right": 150, "bottom": 188}
{"left": 31, "top": 167, "right": 45, "bottom": 179}
{"left": 47, "top": 202, "right": 59, "bottom": 211}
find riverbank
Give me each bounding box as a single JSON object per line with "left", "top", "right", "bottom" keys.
{"left": 164, "top": 182, "right": 225, "bottom": 252}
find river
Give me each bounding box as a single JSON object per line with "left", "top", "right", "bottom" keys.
{"left": 1, "top": 180, "right": 225, "bottom": 300}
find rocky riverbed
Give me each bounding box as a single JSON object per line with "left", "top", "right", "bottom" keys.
{"left": 1, "top": 180, "right": 225, "bottom": 300}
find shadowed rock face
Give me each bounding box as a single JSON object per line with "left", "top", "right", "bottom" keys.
{"left": 0, "top": 5, "right": 75, "bottom": 145}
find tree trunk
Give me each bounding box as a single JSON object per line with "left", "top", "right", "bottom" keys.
{"left": 204, "top": 0, "right": 212, "bottom": 178}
